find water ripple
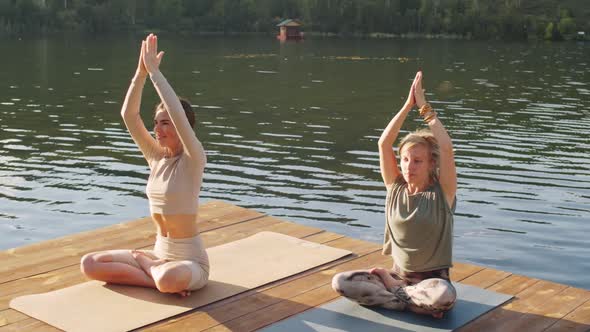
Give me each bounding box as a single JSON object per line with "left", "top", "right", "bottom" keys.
{"left": 1, "top": 37, "right": 589, "bottom": 290}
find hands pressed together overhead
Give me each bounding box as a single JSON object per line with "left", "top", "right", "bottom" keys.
{"left": 137, "top": 33, "right": 165, "bottom": 76}
{"left": 405, "top": 71, "right": 428, "bottom": 109}
{"left": 405, "top": 71, "right": 437, "bottom": 123}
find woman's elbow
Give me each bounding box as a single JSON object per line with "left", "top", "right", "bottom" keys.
{"left": 120, "top": 109, "right": 129, "bottom": 119}
{"left": 440, "top": 143, "right": 454, "bottom": 155}
{"left": 201, "top": 152, "right": 207, "bottom": 166}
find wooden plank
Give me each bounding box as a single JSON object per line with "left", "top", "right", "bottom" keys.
{"left": 452, "top": 267, "right": 516, "bottom": 330}
{"left": 0, "top": 309, "right": 28, "bottom": 327}
{"left": 0, "top": 200, "right": 234, "bottom": 260}
{"left": 300, "top": 231, "right": 344, "bottom": 244}
{"left": 451, "top": 262, "right": 486, "bottom": 282}
{"left": 459, "top": 279, "right": 568, "bottom": 332}
{"left": 194, "top": 202, "right": 265, "bottom": 231}
{"left": 488, "top": 274, "right": 540, "bottom": 295}
{"left": 196, "top": 216, "right": 305, "bottom": 248}
{"left": 221, "top": 269, "right": 582, "bottom": 332}
{"left": 195, "top": 248, "right": 499, "bottom": 332}
{"left": 0, "top": 265, "right": 87, "bottom": 311}
{"left": 147, "top": 232, "right": 380, "bottom": 329}
{"left": 0, "top": 216, "right": 277, "bottom": 309}
{"left": 459, "top": 268, "right": 512, "bottom": 289}
{"left": 457, "top": 275, "right": 541, "bottom": 332}
{"left": 0, "top": 318, "right": 61, "bottom": 332}
{"left": 0, "top": 215, "right": 282, "bottom": 311}
{"left": 147, "top": 250, "right": 390, "bottom": 332}
{"left": 191, "top": 233, "right": 379, "bottom": 311}
{"left": 225, "top": 235, "right": 383, "bottom": 298}
{"left": 1, "top": 215, "right": 328, "bottom": 331}
{"left": 0, "top": 203, "right": 264, "bottom": 284}
{"left": 499, "top": 280, "right": 568, "bottom": 312}
{"left": 204, "top": 283, "right": 338, "bottom": 332}
{"left": 142, "top": 232, "right": 357, "bottom": 331}
{"left": 322, "top": 236, "right": 380, "bottom": 256}
{"left": 0, "top": 218, "right": 150, "bottom": 282}
{"left": 257, "top": 219, "right": 324, "bottom": 239}
{"left": 498, "top": 287, "right": 590, "bottom": 332}
{"left": 544, "top": 298, "right": 590, "bottom": 332}
{"left": 205, "top": 233, "right": 383, "bottom": 306}
{"left": 515, "top": 286, "right": 590, "bottom": 317}
{"left": 0, "top": 200, "right": 253, "bottom": 264}
{"left": 3, "top": 202, "right": 590, "bottom": 332}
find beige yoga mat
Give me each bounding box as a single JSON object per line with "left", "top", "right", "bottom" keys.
{"left": 10, "top": 231, "right": 352, "bottom": 332}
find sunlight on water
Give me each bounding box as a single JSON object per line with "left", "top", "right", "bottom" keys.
{"left": 0, "top": 37, "right": 588, "bottom": 289}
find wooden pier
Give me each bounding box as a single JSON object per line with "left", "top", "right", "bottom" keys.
{"left": 1, "top": 201, "right": 589, "bottom": 331}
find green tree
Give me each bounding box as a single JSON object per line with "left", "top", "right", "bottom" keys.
{"left": 544, "top": 21, "right": 563, "bottom": 40}
{"left": 558, "top": 16, "right": 576, "bottom": 36}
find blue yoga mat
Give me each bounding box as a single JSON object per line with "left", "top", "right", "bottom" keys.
{"left": 262, "top": 283, "right": 512, "bottom": 332}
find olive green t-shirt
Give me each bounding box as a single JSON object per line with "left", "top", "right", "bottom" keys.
{"left": 382, "top": 176, "right": 455, "bottom": 273}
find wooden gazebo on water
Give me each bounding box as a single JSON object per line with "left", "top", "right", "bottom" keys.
{"left": 276, "top": 19, "right": 304, "bottom": 41}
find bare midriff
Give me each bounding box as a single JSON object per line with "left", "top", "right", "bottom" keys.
{"left": 152, "top": 213, "right": 199, "bottom": 238}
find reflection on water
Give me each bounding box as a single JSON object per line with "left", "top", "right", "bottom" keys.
{"left": 0, "top": 36, "right": 589, "bottom": 289}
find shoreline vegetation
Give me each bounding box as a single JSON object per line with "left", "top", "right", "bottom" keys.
{"left": 4, "top": 30, "right": 587, "bottom": 43}
{"left": 1, "top": 0, "right": 588, "bottom": 42}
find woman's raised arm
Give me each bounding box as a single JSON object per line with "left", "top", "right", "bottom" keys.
{"left": 414, "top": 72, "right": 457, "bottom": 207}
{"left": 121, "top": 40, "right": 161, "bottom": 163}
{"left": 143, "top": 34, "right": 205, "bottom": 166}
{"left": 378, "top": 72, "right": 420, "bottom": 188}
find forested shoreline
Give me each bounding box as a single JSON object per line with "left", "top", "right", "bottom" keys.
{"left": 1, "top": 0, "right": 588, "bottom": 40}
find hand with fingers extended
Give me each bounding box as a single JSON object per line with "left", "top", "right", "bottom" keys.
{"left": 404, "top": 72, "right": 419, "bottom": 108}
{"left": 136, "top": 40, "right": 148, "bottom": 77}
{"left": 412, "top": 71, "right": 427, "bottom": 108}
{"left": 142, "top": 33, "right": 165, "bottom": 75}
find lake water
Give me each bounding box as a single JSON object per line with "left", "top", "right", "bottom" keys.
{"left": 1, "top": 35, "right": 588, "bottom": 290}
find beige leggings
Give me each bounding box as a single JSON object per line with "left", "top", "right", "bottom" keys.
{"left": 108, "top": 234, "right": 209, "bottom": 291}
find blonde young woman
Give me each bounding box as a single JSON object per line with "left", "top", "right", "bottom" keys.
{"left": 332, "top": 71, "right": 457, "bottom": 318}
{"left": 80, "top": 34, "right": 208, "bottom": 297}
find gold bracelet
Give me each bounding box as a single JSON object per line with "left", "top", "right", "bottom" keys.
{"left": 422, "top": 110, "right": 434, "bottom": 118}
{"left": 419, "top": 103, "right": 432, "bottom": 117}
{"left": 424, "top": 112, "right": 437, "bottom": 123}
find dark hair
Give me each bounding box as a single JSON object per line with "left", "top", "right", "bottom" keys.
{"left": 154, "top": 97, "right": 195, "bottom": 128}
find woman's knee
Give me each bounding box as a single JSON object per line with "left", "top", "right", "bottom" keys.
{"left": 331, "top": 272, "right": 348, "bottom": 295}
{"left": 80, "top": 253, "right": 101, "bottom": 278}
{"left": 184, "top": 262, "right": 209, "bottom": 291}
{"left": 331, "top": 270, "right": 394, "bottom": 305}
{"left": 406, "top": 278, "right": 456, "bottom": 310}
{"left": 152, "top": 263, "right": 192, "bottom": 293}
{"left": 435, "top": 280, "right": 457, "bottom": 310}
{"left": 427, "top": 279, "right": 456, "bottom": 305}
{"left": 332, "top": 271, "right": 372, "bottom": 295}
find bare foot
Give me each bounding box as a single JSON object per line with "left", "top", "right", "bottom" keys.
{"left": 132, "top": 251, "right": 167, "bottom": 278}
{"left": 369, "top": 268, "right": 406, "bottom": 289}
{"left": 369, "top": 267, "right": 387, "bottom": 275}
{"left": 432, "top": 312, "right": 444, "bottom": 319}
{"left": 409, "top": 305, "right": 445, "bottom": 319}
{"left": 178, "top": 290, "right": 191, "bottom": 297}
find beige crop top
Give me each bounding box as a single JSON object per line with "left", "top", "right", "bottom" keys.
{"left": 121, "top": 71, "right": 206, "bottom": 215}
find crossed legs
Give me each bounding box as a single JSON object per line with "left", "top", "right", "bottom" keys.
{"left": 80, "top": 249, "right": 199, "bottom": 296}
{"left": 331, "top": 268, "right": 456, "bottom": 318}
